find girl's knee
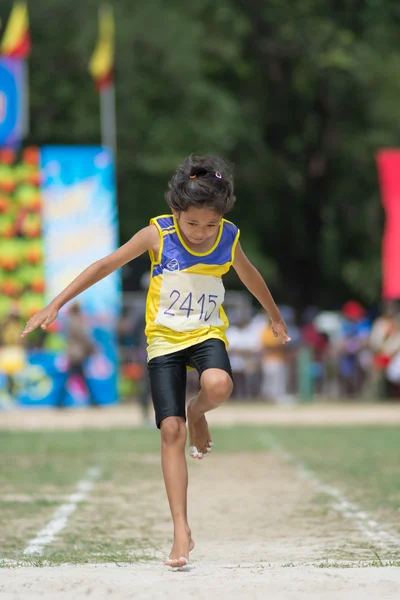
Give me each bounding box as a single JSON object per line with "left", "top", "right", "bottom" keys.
{"left": 201, "top": 370, "right": 233, "bottom": 403}
{"left": 160, "top": 416, "right": 186, "bottom": 446}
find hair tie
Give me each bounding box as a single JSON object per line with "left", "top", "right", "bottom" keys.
{"left": 190, "top": 175, "right": 196, "bottom": 179}
{"left": 216, "top": 171, "right": 222, "bottom": 179}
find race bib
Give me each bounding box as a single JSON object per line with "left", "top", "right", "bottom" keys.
{"left": 155, "top": 271, "right": 225, "bottom": 332}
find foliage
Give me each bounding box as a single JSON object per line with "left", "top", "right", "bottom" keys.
{"left": 1, "top": 0, "right": 399, "bottom": 308}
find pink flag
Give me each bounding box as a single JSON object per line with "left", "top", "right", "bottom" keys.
{"left": 376, "top": 150, "right": 400, "bottom": 299}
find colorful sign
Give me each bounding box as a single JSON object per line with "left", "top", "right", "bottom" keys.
{"left": 39, "top": 146, "right": 121, "bottom": 406}
{"left": 376, "top": 150, "right": 400, "bottom": 300}
{"left": 40, "top": 146, "right": 121, "bottom": 319}
{"left": 0, "top": 58, "right": 24, "bottom": 147}
{"left": 0, "top": 146, "right": 121, "bottom": 409}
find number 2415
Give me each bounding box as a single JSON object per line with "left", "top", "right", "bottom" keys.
{"left": 164, "top": 291, "right": 218, "bottom": 321}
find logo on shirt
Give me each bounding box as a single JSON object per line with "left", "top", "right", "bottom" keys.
{"left": 165, "top": 258, "right": 180, "bottom": 271}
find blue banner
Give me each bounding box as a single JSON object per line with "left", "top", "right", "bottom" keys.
{"left": 40, "top": 146, "right": 121, "bottom": 319}
{"left": 0, "top": 58, "right": 24, "bottom": 147}
{"left": 37, "top": 146, "right": 121, "bottom": 407}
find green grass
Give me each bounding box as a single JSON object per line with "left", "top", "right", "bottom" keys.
{"left": 256, "top": 426, "right": 400, "bottom": 515}
{"left": 1, "top": 424, "right": 400, "bottom": 565}
{"left": 1, "top": 424, "right": 400, "bottom": 508}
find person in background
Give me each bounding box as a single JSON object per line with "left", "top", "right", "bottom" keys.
{"left": 337, "top": 301, "right": 371, "bottom": 397}
{"left": 0, "top": 303, "right": 26, "bottom": 397}
{"left": 131, "top": 272, "right": 154, "bottom": 425}
{"left": 117, "top": 307, "right": 137, "bottom": 364}
{"left": 260, "top": 319, "right": 291, "bottom": 404}
{"left": 368, "top": 301, "right": 400, "bottom": 399}
{"left": 313, "top": 310, "right": 343, "bottom": 397}
{"left": 56, "top": 302, "right": 98, "bottom": 408}
{"left": 383, "top": 317, "right": 400, "bottom": 398}
{"left": 246, "top": 309, "right": 268, "bottom": 396}
{"left": 300, "top": 306, "right": 329, "bottom": 394}
{"left": 226, "top": 315, "right": 260, "bottom": 399}
{"left": 278, "top": 305, "right": 300, "bottom": 396}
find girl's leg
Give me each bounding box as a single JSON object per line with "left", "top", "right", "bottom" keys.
{"left": 148, "top": 351, "right": 194, "bottom": 567}
{"left": 160, "top": 416, "right": 194, "bottom": 567}
{"left": 187, "top": 340, "right": 233, "bottom": 459}
{"left": 187, "top": 368, "right": 233, "bottom": 458}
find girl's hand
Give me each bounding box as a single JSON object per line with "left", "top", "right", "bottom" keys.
{"left": 271, "top": 318, "right": 291, "bottom": 344}
{"left": 21, "top": 304, "right": 59, "bottom": 338}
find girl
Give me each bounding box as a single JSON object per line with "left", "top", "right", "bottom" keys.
{"left": 21, "top": 155, "right": 290, "bottom": 568}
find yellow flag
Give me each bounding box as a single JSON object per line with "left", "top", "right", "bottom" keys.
{"left": 1, "top": 1, "right": 30, "bottom": 58}
{"left": 88, "top": 5, "right": 114, "bottom": 90}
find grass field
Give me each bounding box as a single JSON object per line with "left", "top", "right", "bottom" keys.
{"left": 1, "top": 405, "right": 400, "bottom": 599}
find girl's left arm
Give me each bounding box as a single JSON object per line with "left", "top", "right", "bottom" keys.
{"left": 232, "top": 242, "right": 291, "bottom": 343}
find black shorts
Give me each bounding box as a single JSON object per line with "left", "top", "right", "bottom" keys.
{"left": 148, "top": 338, "right": 233, "bottom": 428}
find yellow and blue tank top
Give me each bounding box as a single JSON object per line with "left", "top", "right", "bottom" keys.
{"left": 145, "top": 214, "right": 240, "bottom": 361}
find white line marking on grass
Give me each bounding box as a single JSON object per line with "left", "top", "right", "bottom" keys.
{"left": 23, "top": 467, "right": 101, "bottom": 555}
{"left": 259, "top": 434, "right": 400, "bottom": 548}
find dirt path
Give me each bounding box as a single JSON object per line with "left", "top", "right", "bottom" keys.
{"left": 1, "top": 564, "right": 400, "bottom": 600}
{"left": 2, "top": 405, "right": 400, "bottom": 598}
{"left": 1, "top": 401, "right": 400, "bottom": 430}
{"left": 3, "top": 452, "right": 399, "bottom": 599}
{"left": 185, "top": 453, "right": 377, "bottom": 565}
{"left": 67, "top": 453, "right": 376, "bottom": 565}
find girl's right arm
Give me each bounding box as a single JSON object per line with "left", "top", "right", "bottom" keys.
{"left": 21, "top": 225, "right": 159, "bottom": 337}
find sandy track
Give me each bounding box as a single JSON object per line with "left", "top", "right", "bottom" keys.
{"left": 1, "top": 401, "right": 400, "bottom": 430}
{"left": 3, "top": 453, "right": 400, "bottom": 599}
{"left": 69, "top": 453, "right": 377, "bottom": 566}
{"left": 2, "top": 404, "right": 400, "bottom": 598}
{"left": 1, "top": 564, "right": 400, "bottom": 600}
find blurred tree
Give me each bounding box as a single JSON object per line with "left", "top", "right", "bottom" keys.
{"left": 1, "top": 0, "right": 400, "bottom": 308}
{"left": 229, "top": 0, "right": 400, "bottom": 308}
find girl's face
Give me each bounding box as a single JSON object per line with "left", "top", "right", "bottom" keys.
{"left": 173, "top": 206, "right": 222, "bottom": 246}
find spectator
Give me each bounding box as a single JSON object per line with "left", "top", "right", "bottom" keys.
{"left": 301, "top": 306, "right": 329, "bottom": 393}
{"left": 260, "top": 322, "right": 290, "bottom": 403}
{"left": 56, "top": 303, "right": 97, "bottom": 408}
{"left": 135, "top": 272, "right": 153, "bottom": 424}
{"left": 226, "top": 316, "right": 261, "bottom": 399}
{"left": 117, "top": 272, "right": 153, "bottom": 425}
{"left": 0, "top": 303, "right": 26, "bottom": 397}
{"left": 384, "top": 319, "right": 400, "bottom": 398}
{"left": 279, "top": 306, "right": 300, "bottom": 395}
{"left": 369, "top": 302, "right": 400, "bottom": 398}
{"left": 117, "top": 307, "right": 137, "bottom": 364}
{"left": 336, "top": 301, "right": 371, "bottom": 397}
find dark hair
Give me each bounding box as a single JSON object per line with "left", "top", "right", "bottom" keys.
{"left": 165, "top": 155, "right": 236, "bottom": 214}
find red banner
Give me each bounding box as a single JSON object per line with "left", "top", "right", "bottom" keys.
{"left": 376, "top": 149, "right": 400, "bottom": 299}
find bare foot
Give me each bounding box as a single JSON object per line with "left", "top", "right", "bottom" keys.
{"left": 164, "top": 531, "right": 195, "bottom": 568}
{"left": 187, "top": 398, "right": 213, "bottom": 459}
